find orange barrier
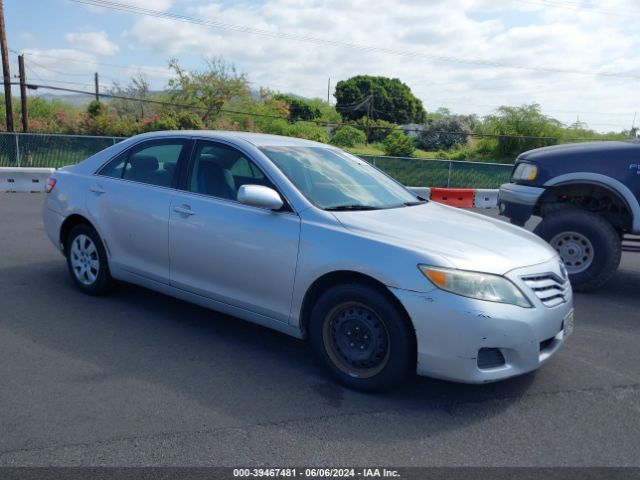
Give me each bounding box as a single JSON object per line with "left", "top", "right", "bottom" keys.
{"left": 429, "top": 188, "right": 475, "bottom": 208}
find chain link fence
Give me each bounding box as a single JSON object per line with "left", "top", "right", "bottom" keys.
{"left": 0, "top": 132, "right": 513, "bottom": 189}
{"left": 0, "top": 132, "right": 122, "bottom": 169}
{"left": 361, "top": 155, "right": 513, "bottom": 189}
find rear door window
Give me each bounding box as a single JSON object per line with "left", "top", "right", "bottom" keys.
{"left": 99, "top": 140, "right": 188, "bottom": 188}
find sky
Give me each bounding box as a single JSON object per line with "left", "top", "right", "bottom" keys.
{"left": 4, "top": 0, "right": 640, "bottom": 132}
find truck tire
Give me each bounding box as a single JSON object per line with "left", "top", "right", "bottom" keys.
{"left": 533, "top": 209, "right": 621, "bottom": 292}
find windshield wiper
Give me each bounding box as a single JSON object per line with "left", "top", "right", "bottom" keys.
{"left": 403, "top": 200, "right": 428, "bottom": 206}
{"left": 324, "top": 204, "right": 382, "bottom": 211}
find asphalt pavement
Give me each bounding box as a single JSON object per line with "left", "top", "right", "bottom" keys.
{"left": 1, "top": 193, "right": 639, "bottom": 466}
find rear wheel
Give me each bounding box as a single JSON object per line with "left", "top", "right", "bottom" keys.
{"left": 65, "top": 224, "right": 114, "bottom": 295}
{"left": 533, "top": 209, "right": 621, "bottom": 292}
{"left": 309, "top": 283, "right": 414, "bottom": 392}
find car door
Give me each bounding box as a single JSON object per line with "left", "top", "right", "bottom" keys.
{"left": 86, "top": 138, "right": 191, "bottom": 284}
{"left": 168, "top": 140, "right": 301, "bottom": 323}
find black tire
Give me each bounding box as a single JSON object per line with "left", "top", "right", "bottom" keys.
{"left": 533, "top": 209, "right": 621, "bottom": 292}
{"left": 309, "top": 283, "right": 414, "bottom": 392}
{"left": 65, "top": 224, "right": 114, "bottom": 295}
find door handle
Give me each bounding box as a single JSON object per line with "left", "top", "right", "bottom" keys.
{"left": 173, "top": 205, "right": 195, "bottom": 216}
{"left": 89, "top": 186, "right": 105, "bottom": 194}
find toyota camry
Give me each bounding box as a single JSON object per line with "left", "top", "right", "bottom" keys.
{"left": 43, "top": 131, "right": 573, "bottom": 391}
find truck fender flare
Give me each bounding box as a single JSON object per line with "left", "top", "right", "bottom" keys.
{"left": 544, "top": 172, "right": 640, "bottom": 232}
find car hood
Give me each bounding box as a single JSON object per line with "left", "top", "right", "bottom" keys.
{"left": 331, "top": 202, "right": 557, "bottom": 275}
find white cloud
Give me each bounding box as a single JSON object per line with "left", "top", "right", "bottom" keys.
{"left": 103, "top": 0, "right": 640, "bottom": 130}
{"left": 18, "top": 49, "right": 99, "bottom": 93}
{"left": 84, "top": 0, "right": 173, "bottom": 13}
{"left": 65, "top": 31, "right": 119, "bottom": 56}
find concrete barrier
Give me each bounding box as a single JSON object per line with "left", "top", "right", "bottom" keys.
{"left": 407, "top": 187, "right": 431, "bottom": 199}
{"left": 0, "top": 167, "right": 55, "bottom": 193}
{"left": 474, "top": 189, "right": 499, "bottom": 208}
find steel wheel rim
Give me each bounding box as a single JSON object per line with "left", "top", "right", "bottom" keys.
{"left": 550, "top": 231, "right": 594, "bottom": 274}
{"left": 322, "top": 301, "right": 391, "bottom": 379}
{"left": 70, "top": 234, "right": 100, "bottom": 285}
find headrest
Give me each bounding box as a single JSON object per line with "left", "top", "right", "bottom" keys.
{"left": 130, "top": 155, "right": 158, "bottom": 171}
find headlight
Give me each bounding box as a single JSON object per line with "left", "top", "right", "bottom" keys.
{"left": 418, "top": 265, "right": 532, "bottom": 308}
{"left": 512, "top": 163, "right": 538, "bottom": 181}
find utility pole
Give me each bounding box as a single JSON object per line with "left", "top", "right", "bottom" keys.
{"left": 327, "top": 77, "right": 330, "bottom": 104}
{"left": 94, "top": 72, "right": 99, "bottom": 102}
{"left": 365, "top": 89, "right": 373, "bottom": 145}
{"left": 18, "top": 53, "right": 27, "bottom": 132}
{"left": 0, "top": 0, "right": 14, "bottom": 132}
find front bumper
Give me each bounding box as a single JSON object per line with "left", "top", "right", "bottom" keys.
{"left": 497, "top": 183, "right": 546, "bottom": 225}
{"left": 391, "top": 258, "right": 573, "bottom": 383}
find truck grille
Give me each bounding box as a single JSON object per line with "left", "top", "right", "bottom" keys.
{"left": 521, "top": 273, "right": 570, "bottom": 308}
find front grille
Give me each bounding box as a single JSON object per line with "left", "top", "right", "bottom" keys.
{"left": 477, "top": 348, "right": 506, "bottom": 369}
{"left": 521, "top": 273, "right": 570, "bottom": 308}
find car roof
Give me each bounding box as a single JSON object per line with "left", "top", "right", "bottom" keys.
{"left": 130, "top": 130, "right": 331, "bottom": 148}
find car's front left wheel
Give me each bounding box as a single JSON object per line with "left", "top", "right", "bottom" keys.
{"left": 309, "top": 283, "right": 414, "bottom": 392}
{"left": 65, "top": 224, "right": 114, "bottom": 295}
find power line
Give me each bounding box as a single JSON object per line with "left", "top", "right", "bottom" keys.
{"left": 16, "top": 81, "right": 632, "bottom": 142}
{"left": 68, "top": 0, "right": 640, "bottom": 80}
{"left": 21, "top": 82, "right": 293, "bottom": 120}
{"left": 16, "top": 49, "right": 637, "bottom": 123}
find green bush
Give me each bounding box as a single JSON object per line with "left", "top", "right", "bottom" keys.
{"left": 286, "top": 122, "right": 328, "bottom": 143}
{"left": 330, "top": 126, "right": 366, "bottom": 147}
{"left": 382, "top": 130, "right": 415, "bottom": 157}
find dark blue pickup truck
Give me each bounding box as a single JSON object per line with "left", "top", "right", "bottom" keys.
{"left": 498, "top": 141, "right": 640, "bottom": 291}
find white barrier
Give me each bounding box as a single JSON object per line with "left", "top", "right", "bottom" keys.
{"left": 0, "top": 167, "right": 55, "bottom": 193}
{"left": 408, "top": 187, "right": 431, "bottom": 199}
{"left": 473, "top": 189, "right": 499, "bottom": 209}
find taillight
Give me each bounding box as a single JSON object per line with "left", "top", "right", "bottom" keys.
{"left": 45, "top": 178, "right": 57, "bottom": 193}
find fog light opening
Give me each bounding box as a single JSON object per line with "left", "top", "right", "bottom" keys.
{"left": 477, "top": 348, "right": 506, "bottom": 369}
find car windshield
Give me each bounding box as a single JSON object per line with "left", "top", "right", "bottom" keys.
{"left": 260, "top": 146, "right": 422, "bottom": 210}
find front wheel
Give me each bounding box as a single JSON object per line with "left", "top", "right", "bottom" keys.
{"left": 65, "top": 224, "right": 114, "bottom": 295}
{"left": 533, "top": 209, "right": 621, "bottom": 292}
{"left": 309, "top": 283, "right": 414, "bottom": 392}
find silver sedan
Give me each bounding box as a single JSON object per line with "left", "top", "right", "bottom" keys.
{"left": 43, "top": 131, "right": 573, "bottom": 391}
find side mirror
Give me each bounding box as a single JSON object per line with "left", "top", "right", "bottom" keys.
{"left": 237, "top": 184, "right": 284, "bottom": 210}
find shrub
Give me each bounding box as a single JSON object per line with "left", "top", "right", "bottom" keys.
{"left": 287, "top": 123, "right": 329, "bottom": 143}
{"left": 382, "top": 130, "right": 415, "bottom": 157}
{"left": 415, "top": 116, "right": 473, "bottom": 151}
{"left": 330, "top": 126, "right": 366, "bottom": 147}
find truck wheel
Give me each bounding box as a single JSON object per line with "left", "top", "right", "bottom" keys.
{"left": 533, "top": 209, "right": 621, "bottom": 292}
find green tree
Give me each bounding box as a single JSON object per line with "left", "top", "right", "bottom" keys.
{"left": 383, "top": 130, "right": 415, "bottom": 157}
{"left": 334, "top": 75, "right": 425, "bottom": 125}
{"left": 479, "top": 104, "right": 563, "bottom": 160}
{"left": 167, "top": 57, "right": 250, "bottom": 125}
{"left": 108, "top": 74, "right": 159, "bottom": 120}
{"left": 273, "top": 94, "right": 321, "bottom": 123}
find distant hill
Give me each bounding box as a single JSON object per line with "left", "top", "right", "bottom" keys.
{"left": 35, "top": 93, "right": 93, "bottom": 109}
